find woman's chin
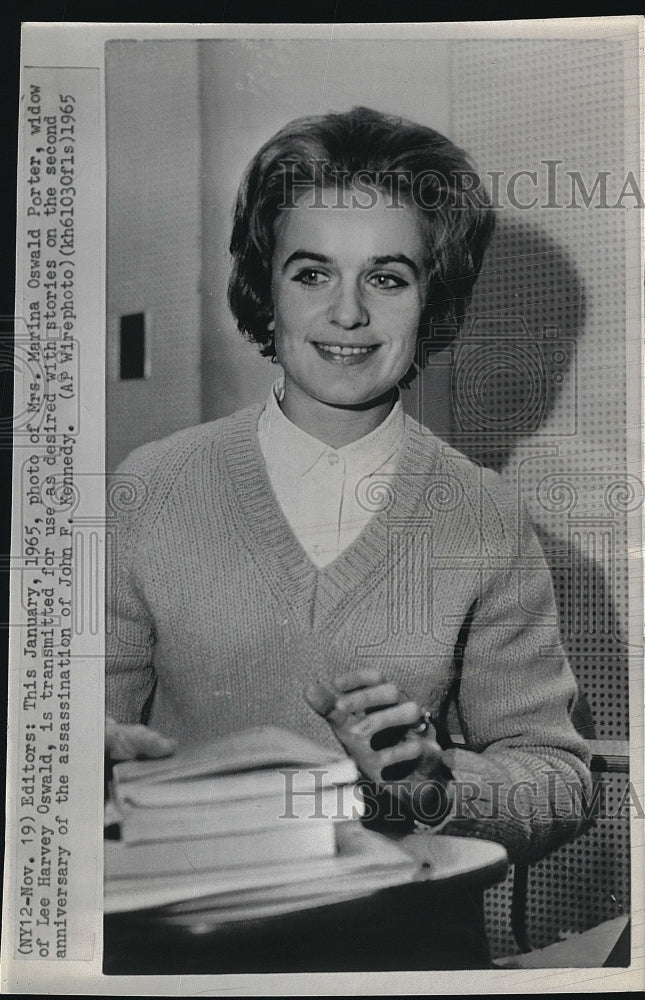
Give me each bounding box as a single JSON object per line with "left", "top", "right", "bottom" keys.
{"left": 316, "top": 387, "right": 395, "bottom": 411}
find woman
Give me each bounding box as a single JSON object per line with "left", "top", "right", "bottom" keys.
{"left": 106, "top": 106, "right": 591, "bottom": 867}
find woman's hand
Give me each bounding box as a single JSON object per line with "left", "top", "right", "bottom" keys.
{"left": 304, "top": 669, "right": 449, "bottom": 817}
{"left": 105, "top": 716, "right": 176, "bottom": 762}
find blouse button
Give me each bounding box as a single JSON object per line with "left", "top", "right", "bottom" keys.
{"left": 327, "top": 452, "right": 339, "bottom": 465}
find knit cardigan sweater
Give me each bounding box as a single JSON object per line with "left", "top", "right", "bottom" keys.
{"left": 106, "top": 404, "right": 592, "bottom": 863}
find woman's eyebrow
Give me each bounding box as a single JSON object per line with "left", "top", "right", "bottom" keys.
{"left": 371, "top": 254, "right": 420, "bottom": 277}
{"left": 282, "top": 250, "right": 329, "bottom": 269}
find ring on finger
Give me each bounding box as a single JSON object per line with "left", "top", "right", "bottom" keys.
{"left": 409, "top": 709, "right": 433, "bottom": 736}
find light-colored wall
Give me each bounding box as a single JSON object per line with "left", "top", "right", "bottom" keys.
{"left": 106, "top": 40, "right": 202, "bottom": 470}
{"left": 198, "top": 38, "right": 452, "bottom": 434}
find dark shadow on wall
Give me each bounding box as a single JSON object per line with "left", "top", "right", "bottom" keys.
{"left": 437, "top": 219, "right": 629, "bottom": 743}
{"left": 440, "top": 218, "right": 587, "bottom": 473}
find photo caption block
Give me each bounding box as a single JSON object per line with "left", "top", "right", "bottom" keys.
{"left": 7, "top": 65, "right": 103, "bottom": 965}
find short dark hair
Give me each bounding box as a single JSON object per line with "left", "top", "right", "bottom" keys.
{"left": 228, "top": 106, "right": 495, "bottom": 361}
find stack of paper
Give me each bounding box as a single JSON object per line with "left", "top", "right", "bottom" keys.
{"left": 105, "top": 726, "right": 419, "bottom": 922}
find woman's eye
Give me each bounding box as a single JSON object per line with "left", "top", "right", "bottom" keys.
{"left": 368, "top": 273, "right": 408, "bottom": 289}
{"left": 293, "top": 268, "right": 328, "bottom": 286}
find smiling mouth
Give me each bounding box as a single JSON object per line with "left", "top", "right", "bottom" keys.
{"left": 313, "top": 342, "right": 379, "bottom": 364}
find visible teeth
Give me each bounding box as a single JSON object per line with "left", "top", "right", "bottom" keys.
{"left": 316, "top": 344, "right": 375, "bottom": 355}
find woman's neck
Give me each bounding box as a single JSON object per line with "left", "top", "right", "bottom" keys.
{"left": 280, "top": 387, "right": 396, "bottom": 448}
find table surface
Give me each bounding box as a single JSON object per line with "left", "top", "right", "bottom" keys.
{"left": 103, "top": 832, "right": 508, "bottom": 974}
{"left": 401, "top": 830, "right": 508, "bottom": 886}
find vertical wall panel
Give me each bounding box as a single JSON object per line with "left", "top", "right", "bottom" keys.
{"left": 106, "top": 41, "right": 202, "bottom": 470}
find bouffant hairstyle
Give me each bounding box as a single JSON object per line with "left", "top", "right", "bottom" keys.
{"left": 228, "top": 106, "right": 495, "bottom": 362}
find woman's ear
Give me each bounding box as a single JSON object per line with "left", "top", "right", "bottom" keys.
{"left": 267, "top": 318, "right": 275, "bottom": 332}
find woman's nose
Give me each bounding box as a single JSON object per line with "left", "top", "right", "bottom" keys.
{"left": 327, "top": 281, "right": 369, "bottom": 329}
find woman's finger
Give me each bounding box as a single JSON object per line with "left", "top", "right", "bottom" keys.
{"left": 332, "top": 669, "right": 386, "bottom": 692}
{"left": 372, "top": 733, "right": 424, "bottom": 770}
{"left": 106, "top": 721, "right": 176, "bottom": 762}
{"left": 336, "top": 682, "right": 401, "bottom": 714}
{"left": 347, "top": 700, "right": 422, "bottom": 737}
{"left": 304, "top": 681, "right": 340, "bottom": 719}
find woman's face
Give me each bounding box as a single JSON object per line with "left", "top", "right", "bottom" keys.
{"left": 270, "top": 188, "right": 428, "bottom": 421}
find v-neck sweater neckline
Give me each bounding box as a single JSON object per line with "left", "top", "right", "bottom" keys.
{"left": 220, "top": 404, "right": 441, "bottom": 627}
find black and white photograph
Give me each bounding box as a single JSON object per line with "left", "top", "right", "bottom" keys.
{"left": 3, "top": 18, "right": 643, "bottom": 994}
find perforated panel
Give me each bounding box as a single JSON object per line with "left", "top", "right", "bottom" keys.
{"left": 526, "top": 775, "right": 631, "bottom": 949}
{"left": 485, "top": 774, "right": 631, "bottom": 958}
{"left": 450, "top": 37, "right": 632, "bottom": 957}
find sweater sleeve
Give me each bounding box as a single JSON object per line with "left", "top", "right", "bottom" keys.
{"left": 105, "top": 448, "right": 159, "bottom": 725}
{"left": 438, "top": 501, "right": 593, "bottom": 865}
